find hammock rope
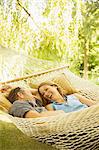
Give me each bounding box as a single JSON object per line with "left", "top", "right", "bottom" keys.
{"left": 0, "top": 65, "right": 99, "bottom": 150}
{"left": 0, "top": 65, "right": 68, "bottom": 84}
{"left": 0, "top": 46, "right": 66, "bottom": 82}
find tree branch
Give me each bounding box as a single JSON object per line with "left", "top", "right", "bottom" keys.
{"left": 16, "top": 0, "right": 45, "bottom": 34}
{"left": 17, "top": 0, "right": 31, "bottom": 17}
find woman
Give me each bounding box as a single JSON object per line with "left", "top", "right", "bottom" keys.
{"left": 38, "top": 81, "right": 96, "bottom": 112}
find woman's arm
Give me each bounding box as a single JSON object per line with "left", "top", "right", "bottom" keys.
{"left": 74, "top": 93, "right": 97, "bottom": 106}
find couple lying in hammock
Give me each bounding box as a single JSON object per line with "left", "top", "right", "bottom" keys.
{"left": 1, "top": 82, "right": 96, "bottom": 118}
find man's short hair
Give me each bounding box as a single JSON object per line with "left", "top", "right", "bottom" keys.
{"left": 7, "top": 87, "right": 23, "bottom": 104}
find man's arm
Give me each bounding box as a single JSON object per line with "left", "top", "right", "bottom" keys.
{"left": 25, "top": 110, "right": 65, "bottom": 118}
{"left": 45, "top": 104, "right": 54, "bottom": 111}
{"left": 9, "top": 100, "right": 64, "bottom": 118}
{"left": 74, "top": 93, "right": 97, "bottom": 106}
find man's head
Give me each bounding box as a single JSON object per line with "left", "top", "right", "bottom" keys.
{"left": 7, "top": 87, "right": 36, "bottom": 104}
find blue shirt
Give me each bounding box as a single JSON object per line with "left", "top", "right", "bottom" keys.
{"left": 51, "top": 95, "right": 88, "bottom": 113}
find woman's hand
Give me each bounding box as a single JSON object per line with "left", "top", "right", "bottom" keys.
{"left": 74, "top": 93, "right": 97, "bottom": 106}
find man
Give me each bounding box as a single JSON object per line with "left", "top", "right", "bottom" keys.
{"left": 7, "top": 87, "right": 64, "bottom": 118}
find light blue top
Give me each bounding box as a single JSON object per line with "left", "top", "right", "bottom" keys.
{"left": 51, "top": 95, "right": 88, "bottom": 113}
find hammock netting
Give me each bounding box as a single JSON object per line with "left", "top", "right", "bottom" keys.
{"left": 0, "top": 48, "right": 99, "bottom": 150}
{"left": 0, "top": 45, "right": 62, "bottom": 82}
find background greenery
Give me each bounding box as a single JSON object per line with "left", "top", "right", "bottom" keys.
{"left": 0, "top": 0, "right": 99, "bottom": 84}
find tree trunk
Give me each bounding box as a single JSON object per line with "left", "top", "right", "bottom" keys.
{"left": 83, "top": 41, "right": 89, "bottom": 79}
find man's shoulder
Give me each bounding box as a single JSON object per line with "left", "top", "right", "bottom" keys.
{"left": 9, "top": 100, "right": 34, "bottom": 117}
{"left": 13, "top": 100, "right": 28, "bottom": 105}
{"left": 36, "top": 99, "right": 43, "bottom": 106}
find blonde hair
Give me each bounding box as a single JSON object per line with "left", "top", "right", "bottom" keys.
{"left": 38, "top": 81, "right": 63, "bottom": 106}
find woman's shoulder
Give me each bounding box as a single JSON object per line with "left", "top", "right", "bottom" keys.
{"left": 65, "top": 94, "right": 79, "bottom": 102}
{"left": 65, "top": 94, "right": 77, "bottom": 99}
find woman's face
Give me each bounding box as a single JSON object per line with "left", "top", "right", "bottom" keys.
{"left": 39, "top": 85, "right": 61, "bottom": 101}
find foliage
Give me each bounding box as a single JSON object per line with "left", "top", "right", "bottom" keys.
{"left": 0, "top": 0, "right": 98, "bottom": 84}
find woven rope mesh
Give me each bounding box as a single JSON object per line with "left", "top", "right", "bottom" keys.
{"left": 25, "top": 67, "right": 99, "bottom": 101}
{"left": 63, "top": 69, "right": 99, "bottom": 101}
{"left": 8, "top": 104, "right": 99, "bottom": 150}
{"left": 3, "top": 67, "right": 98, "bottom": 150}
{"left": 0, "top": 46, "right": 63, "bottom": 82}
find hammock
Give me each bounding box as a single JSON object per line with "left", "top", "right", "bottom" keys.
{"left": 0, "top": 65, "right": 99, "bottom": 150}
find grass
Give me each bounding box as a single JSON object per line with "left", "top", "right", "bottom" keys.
{"left": 0, "top": 120, "right": 57, "bottom": 150}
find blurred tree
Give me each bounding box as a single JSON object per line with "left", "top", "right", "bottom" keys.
{"left": 0, "top": 0, "right": 98, "bottom": 84}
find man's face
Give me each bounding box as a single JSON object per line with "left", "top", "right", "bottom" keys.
{"left": 19, "top": 88, "right": 36, "bottom": 101}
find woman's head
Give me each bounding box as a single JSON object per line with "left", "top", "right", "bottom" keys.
{"left": 38, "top": 81, "right": 63, "bottom": 106}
